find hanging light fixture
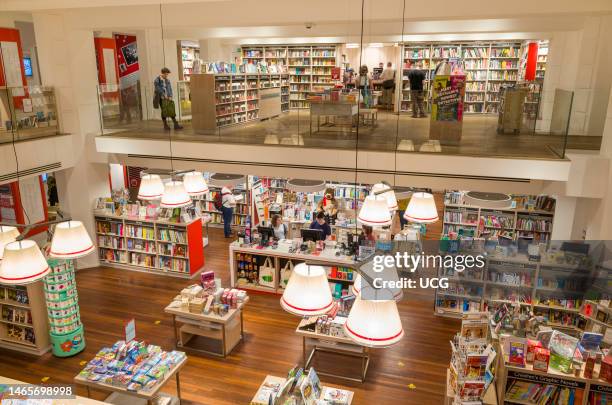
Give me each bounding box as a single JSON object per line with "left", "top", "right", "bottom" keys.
{"left": 0, "top": 226, "right": 19, "bottom": 260}
{"left": 286, "top": 179, "right": 326, "bottom": 193}
{"left": 138, "top": 174, "right": 164, "bottom": 200}
{"left": 357, "top": 195, "right": 392, "bottom": 227}
{"left": 403, "top": 192, "right": 438, "bottom": 223}
{"left": 0, "top": 240, "right": 50, "bottom": 284}
{"left": 371, "top": 183, "right": 398, "bottom": 211}
{"left": 50, "top": 221, "right": 95, "bottom": 259}
{"left": 182, "top": 171, "right": 209, "bottom": 196}
{"left": 344, "top": 289, "right": 404, "bottom": 347}
{"left": 160, "top": 181, "right": 192, "bottom": 208}
{"left": 280, "top": 263, "right": 334, "bottom": 316}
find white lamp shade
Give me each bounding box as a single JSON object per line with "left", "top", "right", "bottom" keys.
{"left": 50, "top": 221, "right": 95, "bottom": 259}
{"left": 403, "top": 192, "right": 438, "bottom": 223}
{"left": 183, "top": 171, "right": 209, "bottom": 196}
{"left": 344, "top": 291, "right": 404, "bottom": 347}
{"left": 0, "top": 226, "right": 19, "bottom": 260}
{"left": 0, "top": 240, "right": 50, "bottom": 285}
{"left": 371, "top": 183, "right": 398, "bottom": 211}
{"left": 160, "top": 181, "right": 192, "bottom": 208}
{"left": 357, "top": 195, "right": 392, "bottom": 227}
{"left": 138, "top": 174, "right": 164, "bottom": 200}
{"left": 280, "top": 263, "right": 334, "bottom": 316}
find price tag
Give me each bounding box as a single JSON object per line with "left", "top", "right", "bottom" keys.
{"left": 124, "top": 318, "right": 136, "bottom": 342}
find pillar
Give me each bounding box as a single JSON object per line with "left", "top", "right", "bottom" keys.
{"left": 33, "top": 12, "right": 110, "bottom": 268}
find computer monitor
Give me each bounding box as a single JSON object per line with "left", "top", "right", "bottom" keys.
{"left": 301, "top": 228, "right": 324, "bottom": 242}
{"left": 23, "top": 57, "right": 32, "bottom": 77}
{"left": 257, "top": 226, "right": 275, "bottom": 245}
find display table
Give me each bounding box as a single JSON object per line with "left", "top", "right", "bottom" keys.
{"left": 309, "top": 100, "right": 358, "bottom": 134}
{"left": 0, "top": 376, "right": 105, "bottom": 404}
{"left": 164, "top": 297, "right": 248, "bottom": 358}
{"left": 296, "top": 326, "right": 370, "bottom": 383}
{"left": 74, "top": 356, "right": 185, "bottom": 405}
{"left": 250, "top": 374, "right": 354, "bottom": 405}
{"left": 229, "top": 242, "right": 357, "bottom": 294}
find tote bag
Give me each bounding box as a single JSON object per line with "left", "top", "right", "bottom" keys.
{"left": 258, "top": 257, "right": 275, "bottom": 288}
{"left": 280, "top": 260, "right": 294, "bottom": 289}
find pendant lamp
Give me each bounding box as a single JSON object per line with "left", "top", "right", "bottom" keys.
{"left": 0, "top": 225, "right": 19, "bottom": 260}
{"left": 160, "top": 181, "right": 192, "bottom": 208}
{"left": 371, "top": 183, "right": 398, "bottom": 211}
{"left": 50, "top": 221, "right": 95, "bottom": 259}
{"left": 280, "top": 263, "right": 334, "bottom": 316}
{"left": 183, "top": 171, "right": 209, "bottom": 196}
{"left": 344, "top": 289, "right": 404, "bottom": 347}
{"left": 138, "top": 174, "right": 164, "bottom": 200}
{"left": 0, "top": 240, "right": 50, "bottom": 285}
{"left": 357, "top": 195, "right": 392, "bottom": 227}
{"left": 403, "top": 192, "right": 438, "bottom": 223}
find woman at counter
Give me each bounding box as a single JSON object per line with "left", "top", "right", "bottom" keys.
{"left": 271, "top": 214, "right": 287, "bottom": 240}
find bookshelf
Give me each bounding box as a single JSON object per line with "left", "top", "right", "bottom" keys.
{"left": 94, "top": 214, "right": 204, "bottom": 278}
{"left": 190, "top": 73, "right": 287, "bottom": 130}
{"left": 401, "top": 41, "right": 527, "bottom": 115}
{"left": 241, "top": 44, "right": 338, "bottom": 110}
{"left": 435, "top": 254, "right": 589, "bottom": 326}
{"left": 179, "top": 42, "right": 200, "bottom": 81}
{"left": 442, "top": 191, "right": 556, "bottom": 242}
{"left": 0, "top": 282, "right": 51, "bottom": 355}
{"left": 192, "top": 186, "right": 249, "bottom": 229}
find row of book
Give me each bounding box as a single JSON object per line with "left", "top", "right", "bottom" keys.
{"left": 516, "top": 217, "right": 552, "bottom": 232}
{"left": 97, "top": 221, "right": 123, "bottom": 236}
{"left": 126, "top": 239, "right": 155, "bottom": 253}
{"left": 97, "top": 235, "right": 124, "bottom": 249}
{"left": 157, "top": 229, "right": 187, "bottom": 243}
{"left": 481, "top": 215, "right": 515, "bottom": 229}
{"left": 125, "top": 225, "right": 155, "bottom": 240}
{"left": 505, "top": 380, "right": 577, "bottom": 404}
{"left": 159, "top": 257, "right": 188, "bottom": 273}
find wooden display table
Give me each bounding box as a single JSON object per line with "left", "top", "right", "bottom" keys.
{"left": 0, "top": 376, "right": 105, "bottom": 404}
{"left": 250, "top": 375, "right": 354, "bottom": 405}
{"left": 295, "top": 325, "right": 370, "bottom": 383}
{"left": 164, "top": 297, "right": 248, "bottom": 358}
{"left": 309, "top": 100, "right": 358, "bottom": 134}
{"left": 74, "top": 356, "right": 185, "bottom": 405}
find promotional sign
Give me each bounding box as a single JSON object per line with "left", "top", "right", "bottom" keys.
{"left": 125, "top": 318, "right": 136, "bottom": 342}
{"left": 331, "top": 67, "right": 341, "bottom": 80}
{"left": 431, "top": 75, "right": 466, "bottom": 122}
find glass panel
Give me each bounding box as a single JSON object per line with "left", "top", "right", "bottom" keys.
{"left": 0, "top": 86, "right": 59, "bottom": 144}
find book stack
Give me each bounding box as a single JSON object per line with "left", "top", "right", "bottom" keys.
{"left": 506, "top": 381, "right": 576, "bottom": 404}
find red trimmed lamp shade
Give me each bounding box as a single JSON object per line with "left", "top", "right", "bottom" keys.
{"left": 344, "top": 291, "right": 404, "bottom": 347}
{"left": 137, "top": 174, "right": 165, "bottom": 200}
{"left": 403, "top": 192, "right": 438, "bottom": 224}
{"left": 160, "top": 181, "right": 192, "bottom": 208}
{"left": 280, "top": 263, "right": 334, "bottom": 316}
{"left": 50, "top": 221, "right": 95, "bottom": 259}
{"left": 358, "top": 195, "right": 392, "bottom": 227}
{"left": 0, "top": 240, "right": 50, "bottom": 285}
{"left": 371, "top": 183, "right": 398, "bottom": 211}
{"left": 183, "top": 171, "right": 209, "bottom": 196}
{"left": 0, "top": 225, "right": 19, "bottom": 260}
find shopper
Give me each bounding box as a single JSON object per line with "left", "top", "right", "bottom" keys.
{"left": 153, "top": 67, "right": 183, "bottom": 131}
{"left": 381, "top": 62, "right": 396, "bottom": 110}
{"left": 271, "top": 214, "right": 287, "bottom": 240}
{"left": 47, "top": 176, "right": 59, "bottom": 207}
{"left": 357, "top": 65, "right": 371, "bottom": 107}
{"left": 221, "top": 185, "right": 236, "bottom": 238}
{"left": 309, "top": 211, "right": 331, "bottom": 239}
{"left": 407, "top": 66, "right": 426, "bottom": 118}
{"left": 358, "top": 225, "right": 376, "bottom": 245}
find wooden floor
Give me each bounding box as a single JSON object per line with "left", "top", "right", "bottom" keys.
{"left": 0, "top": 207, "right": 458, "bottom": 405}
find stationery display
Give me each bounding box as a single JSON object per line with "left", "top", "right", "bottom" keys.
{"left": 168, "top": 283, "right": 248, "bottom": 317}
{"left": 76, "top": 340, "right": 186, "bottom": 392}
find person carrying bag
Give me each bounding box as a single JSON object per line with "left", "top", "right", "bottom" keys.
{"left": 153, "top": 67, "right": 183, "bottom": 131}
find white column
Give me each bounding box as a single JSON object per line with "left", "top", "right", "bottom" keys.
{"left": 550, "top": 196, "right": 577, "bottom": 240}
{"left": 33, "top": 12, "right": 110, "bottom": 268}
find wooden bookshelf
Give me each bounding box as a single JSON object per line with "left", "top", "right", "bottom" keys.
{"left": 94, "top": 214, "right": 204, "bottom": 278}
{"left": 442, "top": 191, "right": 555, "bottom": 242}
{"left": 241, "top": 44, "right": 338, "bottom": 110}
{"left": 0, "top": 282, "right": 51, "bottom": 355}
{"left": 401, "top": 41, "right": 529, "bottom": 115}
{"left": 190, "top": 73, "right": 287, "bottom": 131}
{"left": 192, "top": 186, "right": 249, "bottom": 229}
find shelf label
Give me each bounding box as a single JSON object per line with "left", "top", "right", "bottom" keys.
{"left": 591, "top": 383, "right": 612, "bottom": 393}
{"left": 124, "top": 318, "right": 136, "bottom": 343}
{"left": 507, "top": 370, "right": 586, "bottom": 389}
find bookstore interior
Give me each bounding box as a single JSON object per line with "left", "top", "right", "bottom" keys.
{"left": 2, "top": 1, "right": 612, "bottom": 405}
